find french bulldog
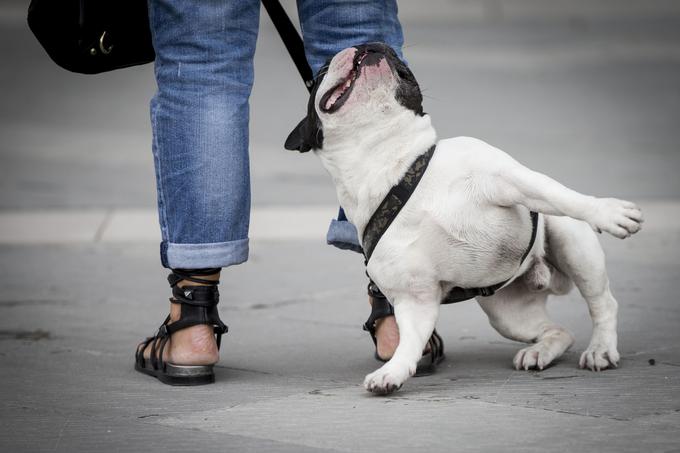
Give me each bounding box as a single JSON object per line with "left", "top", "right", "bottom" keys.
{"left": 285, "top": 42, "right": 643, "bottom": 395}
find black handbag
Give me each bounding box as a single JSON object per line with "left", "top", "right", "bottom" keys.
{"left": 27, "top": 0, "right": 155, "bottom": 74}
{"left": 27, "top": 0, "right": 314, "bottom": 88}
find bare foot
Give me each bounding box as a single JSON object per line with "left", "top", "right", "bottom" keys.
{"left": 370, "top": 297, "right": 432, "bottom": 361}
{"left": 374, "top": 311, "right": 400, "bottom": 361}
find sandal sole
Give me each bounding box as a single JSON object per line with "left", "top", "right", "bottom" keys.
{"left": 135, "top": 361, "right": 215, "bottom": 386}
{"left": 373, "top": 350, "right": 446, "bottom": 377}
{"left": 414, "top": 352, "right": 445, "bottom": 377}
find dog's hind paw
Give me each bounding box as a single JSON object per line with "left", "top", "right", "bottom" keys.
{"left": 589, "top": 198, "right": 643, "bottom": 239}
{"left": 579, "top": 345, "right": 620, "bottom": 371}
{"left": 513, "top": 343, "right": 557, "bottom": 370}
{"left": 363, "top": 362, "right": 413, "bottom": 395}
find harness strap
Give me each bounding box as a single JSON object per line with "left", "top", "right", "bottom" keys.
{"left": 362, "top": 145, "right": 541, "bottom": 305}
{"left": 362, "top": 145, "right": 436, "bottom": 262}
{"left": 363, "top": 281, "right": 395, "bottom": 342}
{"left": 441, "top": 211, "right": 539, "bottom": 304}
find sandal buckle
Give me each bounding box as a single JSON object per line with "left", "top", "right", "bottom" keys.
{"left": 157, "top": 324, "right": 169, "bottom": 337}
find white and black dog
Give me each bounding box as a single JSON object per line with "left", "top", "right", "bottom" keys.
{"left": 285, "top": 43, "right": 643, "bottom": 394}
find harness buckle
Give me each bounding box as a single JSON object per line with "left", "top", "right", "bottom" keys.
{"left": 479, "top": 287, "right": 495, "bottom": 297}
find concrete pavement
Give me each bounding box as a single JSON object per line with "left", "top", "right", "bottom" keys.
{"left": 1, "top": 0, "right": 679, "bottom": 451}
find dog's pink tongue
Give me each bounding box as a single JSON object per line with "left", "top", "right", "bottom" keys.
{"left": 325, "top": 89, "right": 342, "bottom": 110}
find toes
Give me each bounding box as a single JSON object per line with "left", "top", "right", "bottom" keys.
{"left": 593, "top": 353, "right": 610, "bottom": 371}
{"left": 363, "top": 366, "right": 408, "bottom": 395}
{"left": 606, "top": 349, "right": 620, "bottom": 367}
{"left": 608, "top": 225, "right": 629, "bottom": 239}
{"left": 624, "top": 207, "right": 644, "bottom": 223}
{"left": 617, "top": 217, "right": 641, "bottom": 235}
{"left": 595, "top": 199, "right": 644, "bottom": 239}
{"left": 513, "top": 349, "right": 526, "bottom": 370}
{"left": 524, "top": 350, "right": 539, "bottom": 370}
{"left": 579, "top": 348, "right": 619, "bottom": 371}
{"left": 365, "top": 378, "right": 401, "bottom": 395}
{"left": 514, "top": 346, "right": 554, "bottom": 371}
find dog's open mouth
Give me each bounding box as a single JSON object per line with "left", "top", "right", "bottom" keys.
{"left": 320, "top": 51, "right": 369, "bottom": 113}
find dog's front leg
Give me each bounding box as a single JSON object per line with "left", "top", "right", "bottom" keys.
{"left": 489, "top": 156, "right": 643, "bottom": 238}
{"left": 364, "top": 294, "right": 439, "bottom": 395}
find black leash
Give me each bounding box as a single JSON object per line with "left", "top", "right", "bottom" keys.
{"left": 261, "top": 0, "right": 315, "bottom": 92}
{"left": 362, "top": 145, "right": 540, "bottom": 304}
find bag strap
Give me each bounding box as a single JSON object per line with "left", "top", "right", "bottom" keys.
{"left": 261, "top": 0, "right": 315, "bottom": 92}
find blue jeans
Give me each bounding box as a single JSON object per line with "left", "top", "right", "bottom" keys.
{"left": 148, "top": 0, "right": 404, "bottom": 268}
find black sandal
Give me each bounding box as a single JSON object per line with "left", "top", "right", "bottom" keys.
{"left": 364, "top": 281, "right": 445, "bottom": 377}
{"left": 135, "top": 268, "right": 228, "bottom": 386}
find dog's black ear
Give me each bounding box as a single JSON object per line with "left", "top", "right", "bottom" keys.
{"left": 284, "top": 117, "right": 312, "bottom": 152}
{"left": 284, "top": 115, "right": 323, "bottom": 153}
{"left": 285, "top": 61, "right": 328, "bottom": 153}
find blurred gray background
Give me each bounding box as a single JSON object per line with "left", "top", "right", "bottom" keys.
{"left": 1, "top": 1, "right": 679, "bottom": 452}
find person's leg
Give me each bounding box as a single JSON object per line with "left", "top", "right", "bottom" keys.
{"left": 297, "top": 0, "right": 405, "bottom": 360}
{"left": 150, "top": 0, "right": 260, "bottom": 268}
{"left": 297, "top": 0, "right": 404, "bottom": 75}
{"left": 297, "top": 0, "right": 404, "bottom": 253}
{"left": 138, "top": 0, "right": 260, "bottom": 380}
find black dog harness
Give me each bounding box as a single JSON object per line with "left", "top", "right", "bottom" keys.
{"left": 362, "top": 145, "right": 540, "bottom": 304}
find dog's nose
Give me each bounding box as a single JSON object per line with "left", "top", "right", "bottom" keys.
{"left": 355, "top": 42, "right": 389, "bottom": 55}
{"left": 354, "top": 42, "right": 389, "bottom": 67}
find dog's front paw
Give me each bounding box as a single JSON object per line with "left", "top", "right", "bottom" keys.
{"left": 579, "top": 343, "right": 620, "bottom": 371}
{"left": 589, "top": 198, "right": 643, "bottom": 239}
{"left": 363, "top": 361, "right": 414, "bottom": 395}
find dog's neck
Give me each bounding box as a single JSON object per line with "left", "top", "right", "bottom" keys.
{"left": 315, "top": 112, "right": 437, "bottom": 239}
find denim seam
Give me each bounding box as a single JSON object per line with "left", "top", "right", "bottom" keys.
{"left": 150, "top": 99, "right": 169, "bottom": 243}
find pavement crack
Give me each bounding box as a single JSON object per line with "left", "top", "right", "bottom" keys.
{"left": 236, "top": 288, "right": 356, "bottom": 311}
{"left": 540, "top": 375, "right": 580, "bottom": 380}
{"left": 0, "top": 299, "right": 70, "bottom": 308}
{"left": 492, "top": 371, "right": 514, "bottom": 403}
{"left": 213, "top": 365, "right": 275, "bottom": 375}
{"left": 275, "top": 316, "right": 356, "bottom": 329}
{"left": 52, "top": 414, "right": 71, "bottom": 451}
{"left": 0, "top": 329, "right": 51, "bottom": 341}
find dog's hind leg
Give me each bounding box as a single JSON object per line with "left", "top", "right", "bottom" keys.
{"left": 478, "top": 281, "right": 575, "bottom": 370}
{"left": 484, "top": 148, "right": 643, "bottom": 239}
{"left": 545, "top": 215, "right": 620, "bottom": 371}
{"left": 364, "top": 290, "right": 440, "bottom": 394}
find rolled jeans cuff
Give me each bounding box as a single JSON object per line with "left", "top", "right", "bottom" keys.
{"left": 326, "top": 219, "right": 364, "bottom": 254}
{"left": 160, "top": 238, "right": 249, "bottom": 269}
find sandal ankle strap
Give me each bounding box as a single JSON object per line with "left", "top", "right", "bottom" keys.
{"left": 167, "top": 268, "right": 227, "bottom": 335}
{"left": 363, "top": 280, "right": 394, "bottom": 341}
{"left": 168, "top": 267, "right": 221, "bottom": 307}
